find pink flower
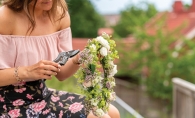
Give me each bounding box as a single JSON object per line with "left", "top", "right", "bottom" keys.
{"left": 51, "top": 95, "right": 60, "bottom": 102}
{"left": 14, "top": 88, "right": 26, "bottom": 93}
{"left": 30, "top": 100, "right": 46, "bottom": 113}
{"left": 59, "top": 110, "right": 63, "bottom": 118}
{"left": 69, "top": 102, "right": 84, "bottom": 113}
{"left": 26, "top": 94, "right": 34, "bottom": 100}
{"left": 42, "top": 108, "right": 51, "bottom": 115}
{"left": 59, "top": 102, "right": 63, "bottom": 107}
{"left": 67, "top": 96, "right": 75, "bottom": 101}
{"left": 3, "top": 105, "right": 7, "bottom": 110}
{"left": 8, "top": 109, "right": 20, "bottom": 118}
{"left": 0, "top": 95, "right": 4, "bottom": 102}
{"left": 13, "top": 99, "right": 25, "bottom": 106}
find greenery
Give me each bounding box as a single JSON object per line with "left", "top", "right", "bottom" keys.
{"left": 66, "top": 0, "right": 105, "bottom": 38}
{"left": 46, "top": 76, "right": 81, "bottom": 94}
{"left": 116, "top": 12, "right": 195, "bottom": 103}
{"left": 113, "top": 2, "right": 157, "bottom": 38}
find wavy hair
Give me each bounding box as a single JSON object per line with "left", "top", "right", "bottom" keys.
{"left": 2, "top": 0, "right": 68, "bottom": 34}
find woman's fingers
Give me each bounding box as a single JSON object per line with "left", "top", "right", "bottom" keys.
{"left": 25, "top": 60, "right": 62, "bottom": 81}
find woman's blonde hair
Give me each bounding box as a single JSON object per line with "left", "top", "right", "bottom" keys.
{"left": 3, "top": 0, "right": 68, "bottom": 34}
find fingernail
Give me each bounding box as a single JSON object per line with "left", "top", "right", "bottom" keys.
{"left": 58, "top": 65, "right": 61, "bottom": 68}
{"left": 58, "top": 68, "right": 60, "bottom": 72}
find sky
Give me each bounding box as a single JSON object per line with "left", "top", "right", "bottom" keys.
{"left": 90, "top": 0, "right": 192, "bottom": 14}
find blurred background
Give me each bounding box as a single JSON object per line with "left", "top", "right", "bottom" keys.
{"left": 46, "top": 0, "right": 195, "bottom": 118}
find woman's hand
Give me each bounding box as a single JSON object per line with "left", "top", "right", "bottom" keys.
{"left": 22, "top": 60, "right": 61, "bottom": 81}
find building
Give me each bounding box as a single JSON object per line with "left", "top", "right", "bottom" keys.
{"left": 146, "top": 0, "right": 195, "bottom": 39}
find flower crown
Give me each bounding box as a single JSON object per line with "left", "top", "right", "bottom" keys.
{"left": 74, "top": 33, "right": 119, "bottom": 117}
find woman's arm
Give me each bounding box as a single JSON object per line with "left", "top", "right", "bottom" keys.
{"left": 54, "top": 10, "right": 81, "bottom": 81}
{"left": 55, "top": 54, "right": 80, "bottom": 81}
{"left": 0, "top": 60, "right": 61, "bottom": 87}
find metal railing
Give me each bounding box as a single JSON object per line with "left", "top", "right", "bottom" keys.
{"left": 113, "top": 96, "right": 144, "bottom": 118}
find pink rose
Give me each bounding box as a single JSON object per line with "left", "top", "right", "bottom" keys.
{"left": 26, "top": 94, "right": 34, "bottom": 100}
{"left": 13, "top": 99, "right": 25, "bottom": 106}
{"left": 59, "top": 102, "right": 63, "bottom": 107}
{"left": 8, "top": 109, "right": 20, "bottom": 118}
{"left": 59, "top": 110, "right": 63, "bottom": 118}
{"left": 51, "top": 95, "right": 60, "bottom": 102}
{"left": 30, "top": 100, "right": 46, "bottom": 113}
{"left": 15, "top": 88, "right": 26, "bottom": 93}
{"left": 42, "top": 108, "right": 51, "bottom": 115}
{"left": 0, "top": 95, "right": 4, "bottom": 102}
{"left": 69, "top": 102, "right": 84, "bottom": 113}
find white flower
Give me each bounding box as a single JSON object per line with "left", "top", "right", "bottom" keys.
{"left": 92, "top": 76, "right": 104, "bottom": 86}
{"left": 100, "top": 47, "right": 108, "bottom": 56}
{"left": 94, "top": 109, "right": 105, "bottom": 117}
{"left": 92, "top": 79, "right": 99, "bottom": 86}
{"left": 109, "top": 92, "right": 116, "bottom": 101}
{"left": 83, "top": 81, "right": 92, "bottom": 88}
{"left": 90, "top": 99, "right": 99, "bottom": 106}
{"left": 96, "top": 36, "right": 110, "bottom": 50}
{"left": 90, "top": 44, "right": 96, "bottom": 51}
{"left": 109, "top": 61, "right": 114, "bottom": 66}
{"left": 109, "top": 65, "right": 117, "bottom": 77}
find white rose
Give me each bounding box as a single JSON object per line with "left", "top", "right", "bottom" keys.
{"left": 109, "top": 65, "right": 117, "bottom": 77}
{"left": 96, "top": 36, "right": 110, "bottom": 50}
{"left": 83, "top": 81, "right": 92, "bottom": 88}
{"left": 100, "top": 47, "right": 108, "bottom": 56}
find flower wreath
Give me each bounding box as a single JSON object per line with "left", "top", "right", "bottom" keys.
{"left": 74, "top": 33, "right": 119, "bottom": 117}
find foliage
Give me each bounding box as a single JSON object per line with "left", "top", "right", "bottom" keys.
{"left": 66, "top": 0, "right": 105, "bottom": 38}
{"left": 113, "top": 2, "right": 157, "bottom": 38}
{"left": 46, "top": 76, "right": 81, "bottom": 94}
{"left": 116, "top": 15, "right": 195, "bottom": 103}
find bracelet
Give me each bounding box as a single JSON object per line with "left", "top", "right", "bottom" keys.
{"left": 14, "top": 67, "right": 24, "bottom": 82}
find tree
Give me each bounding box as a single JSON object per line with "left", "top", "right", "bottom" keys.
{"left": 113, "top": 2, "right": 157, "bottom": 38}
{"left": 66, "top": 0, "right": 105, "bottom": 38}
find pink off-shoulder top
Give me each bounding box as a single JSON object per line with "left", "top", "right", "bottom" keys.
{"left": 0, "top": 27, "right": 72, "bottom": 69}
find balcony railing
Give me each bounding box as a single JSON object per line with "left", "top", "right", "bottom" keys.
{"left": 172, "top": 78, "right": 195, "bottom": 118}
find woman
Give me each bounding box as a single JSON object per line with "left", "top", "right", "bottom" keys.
{"left": 0, "top": 0, "right": 120, "bottom": 118}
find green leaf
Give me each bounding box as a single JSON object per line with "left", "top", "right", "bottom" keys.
{"left": 89, "top": 64, "right": 96, "bottom": 74}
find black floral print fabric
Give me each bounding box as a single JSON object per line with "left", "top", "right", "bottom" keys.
{"left": 0, "top": 80, "right": 87, "bottom": 118}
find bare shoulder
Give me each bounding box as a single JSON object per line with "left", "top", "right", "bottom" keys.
{"left": 0, "top": 6, "right": 16, "bottom": 35}
{"left": 57, "top": 6, "right": 71, "bottom": 30}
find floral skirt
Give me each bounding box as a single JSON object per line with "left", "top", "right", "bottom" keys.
{"left": 0, "top": 80, "right": 87, "bottom": 118}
